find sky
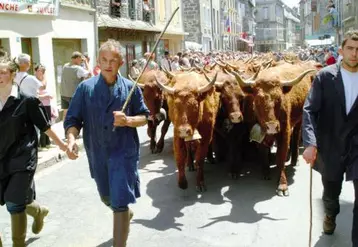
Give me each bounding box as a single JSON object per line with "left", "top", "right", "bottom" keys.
{"left": 285, "top": 0, "right": 301, "bottom": 8}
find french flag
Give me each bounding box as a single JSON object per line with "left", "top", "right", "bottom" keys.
{"left": 226, "top": 17, "right": 230, "bottom": 33}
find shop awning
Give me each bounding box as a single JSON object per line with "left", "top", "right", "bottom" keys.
{"left": 97, "top": 14, "right": 161, "bottom": 32}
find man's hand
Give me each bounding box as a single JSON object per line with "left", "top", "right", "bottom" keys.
{"left": 66, "top": 139, "right": 79, "bottom": 160}
{"left": 303, "top": 145, "right": 317, "bottom": 167}
{"left": 113, "top": 111, "right": 128, "bottom": 127}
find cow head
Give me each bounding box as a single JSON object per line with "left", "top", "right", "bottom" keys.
{"left": 154, "top": 72, "right": 218, "bottom": 139}
{"left": 214, "top": 74, "right": 245, "bottom": 123}
{"left": 230, "top": 69, "right": 315, "bottom": 135}
{"left": 135, "top": 70, "right": 168, "bottom": 124}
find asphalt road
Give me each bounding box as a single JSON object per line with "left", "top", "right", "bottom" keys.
{"left": 0, "top": 125, "right": 355, "bottom": 247}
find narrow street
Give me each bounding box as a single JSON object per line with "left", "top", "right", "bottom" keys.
{"left": 0, "top": 126, "right": 354, "bottom": 247}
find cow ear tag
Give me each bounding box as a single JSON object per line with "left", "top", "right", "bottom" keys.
{"left": 185, "top": 129, "right": 202, "bottom": 142}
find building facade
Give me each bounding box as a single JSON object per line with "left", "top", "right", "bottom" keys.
{"left": 237, "top": 0, "right": 255, "bottom": 52}
{"left": 155, "top": 0, "right": 186, "bottom": 58}
{"left": 211, "top": 0, "right": 221, "bottom": 50}
{"left": 284, "top": 7, "right": 300, "bottom": 49}
{"left": 342, "top": 0, "right": 358, "bottom": 36}
{"left": 0, "top": 0, "right": 96, "bottom": 105}
{"left": 97, "top": 0, "right": 160, "bottom": 77}
{"left": 255, "top": 0, "right": 286, "bottom": 51}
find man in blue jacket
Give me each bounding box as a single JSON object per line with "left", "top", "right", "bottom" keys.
{"left": 302, "top": 30, "right": 358, "bottom": 246}
{"left": 64, "top": 39, "right": 149, "bottom": 247}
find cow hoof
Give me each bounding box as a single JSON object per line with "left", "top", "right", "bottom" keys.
{"left": 188, "top": 165, "right": 196, "bottom": 172}
{"left": 178, "top": 180, "right": 188, "bottom": 190}
{"left": 155, "top": 143, "right": 164, "bottom": 154}
{"left": 230, "top": 173, "right": 239, "bottom": 180}
{"left": 276, "top": 189, "right": 284, "bottom": 197}
{"left": 196, "top": 184, "right": 207, "bottom": 192}
{"left": 283, "top": 190, "right": 290, "bottom": 197}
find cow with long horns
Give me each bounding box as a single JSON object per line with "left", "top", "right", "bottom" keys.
{"left": 230, "top": 65, "right": 316, "bottom": 196}
{"left": 134, "top": 70, "right": 171, "bottom": 153}
{"left": 155, "top": 71, "right": 220, "bottom": 191}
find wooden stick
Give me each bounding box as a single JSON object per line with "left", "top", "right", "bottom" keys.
{"left": 112, "top": 7, "right": 179, "bottom": 131}
{"left": 309, "top": 166, "right": 313, "bottom": 247}
{"left": 122, "top": 7, "right": 179, "bottom": 112}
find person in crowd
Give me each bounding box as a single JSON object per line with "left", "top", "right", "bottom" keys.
{"left": 35, "top": 64, "right": 55, "bottom": 149}
{"left": 60, "top": 51, "right": 91, "bottom": 121}
{"left": 302, "top": 30, "right": 358, "bottom": 246}
{"left": 64, "top": 39, "right": 149, "bottom": 247}
{"left": 171, "top": 55, "right": 180, "bottom": 71}
{"left": 14, "top": 54, "right": 42, "bottom": 98}
{"left": 143, "top": 52, "right": 158, "bottom": 71}
{"left": 160, "top": 51, "right": 172, "bottom": 71}
{"left": 129, "top": 59, "right": 140, "bottom": 80}
{"left": 0, "top": 50, "right": 67, "bottom": 247}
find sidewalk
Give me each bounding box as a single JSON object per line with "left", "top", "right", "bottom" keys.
{"left": 37, "top": 121, "right": 84, "bottom": 173}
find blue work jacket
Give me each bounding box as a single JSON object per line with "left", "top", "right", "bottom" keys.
{"left": 64, "top": 74, "right": 149, "bottom": 207}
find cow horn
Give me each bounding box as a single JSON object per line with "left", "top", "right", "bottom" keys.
{"left": 283, "top": 57, "right": 294, "bottom": 64}
{"left": 226, "top": 62, "right": 239, "bottom": 70}
{"left": 209, "top": 63, "right": 217, "bottom": 70}
{"left": 193, "top": 62, "right": 210, "bottom": 73}
{"left": 281, "top": 69, "right": 316, "bottom": 87}
{"left": 247, "top": 66, "right": 261, "bottom": 81}
{"left": 128, "top": 74, "right": 145, "bottom": 88}
{"left": 161, "top": 66, "right": 175, "bottom": 78}
{"left": 214, "top": 59, "right": 227, "bottom": 68}
{"left": 229, "top": 70, "right": 255, "bottom": 88}
{"left": 199, "top": 72, "right": 218, "bottom": 94}
{"left": 154, "top": 75, "right": 175, "bottom": 95}
{"left": 243, "top": 56, "right": 252, "bottom": 64}
{"left": 263, "top": 63, "right": 271, "bottom": 70}
{"left": 180, "top": 65, "right": 192, "bottom": 71}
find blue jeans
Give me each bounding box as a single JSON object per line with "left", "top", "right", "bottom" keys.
{"left": 5, "top": 201, "right": 26, "bottom": 215}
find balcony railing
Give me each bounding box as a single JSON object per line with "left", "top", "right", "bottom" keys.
{"left": 61, "top": 0, "right": 93, "bottom": 9}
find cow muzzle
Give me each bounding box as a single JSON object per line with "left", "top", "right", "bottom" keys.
{"left": 229, "top": 112, "right": 243, "bottom": 123}
{"left": 265, "top": 121, "right": 280, "bottom": 135}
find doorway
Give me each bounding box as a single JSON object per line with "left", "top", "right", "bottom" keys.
{"left": 21, "top": 38, "right": 34, "bottom": 74}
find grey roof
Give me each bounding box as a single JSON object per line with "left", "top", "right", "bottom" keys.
{"left": 97, "top": 14, "right": 161, "bottom": 32}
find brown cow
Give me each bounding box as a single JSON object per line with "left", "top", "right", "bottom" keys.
{"left": 136, "top": 70, "right": 171, "bottom": 153}
{"left": 230, "top": 65, "right": 316, "bottom": 196}
{"left": 155, "top": 72, "right": 220, "bottom": 191}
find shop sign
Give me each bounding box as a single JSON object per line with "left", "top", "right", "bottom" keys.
{"left": 0, "top": 0, "right": 59, "bottom": 16}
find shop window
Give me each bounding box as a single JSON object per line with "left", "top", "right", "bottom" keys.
{"left": 111, "top": 0, "right": 122, "bottom": 17}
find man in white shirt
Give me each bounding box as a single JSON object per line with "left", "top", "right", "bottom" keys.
{"left": 14, "top": 54, "right": 42, "bottom": 98}
{"left": 302, "top": 30, "right": 358, "bottom": 245}
{"left": 160, "top": 51, "right": 172, "bottom": 71}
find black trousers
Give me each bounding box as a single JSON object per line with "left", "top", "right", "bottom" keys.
{"left": 322, "top": 178, "right": 358, "bottom": 246}
{"left": 39, "top": 105, "right": 51, "bottom": 147}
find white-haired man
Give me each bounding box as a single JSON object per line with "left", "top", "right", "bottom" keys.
{"left": 14, "top": 54, "right": 42, "bottom": 97}
{"left": 64, "top": 39, "right": 149, "bottom": 246}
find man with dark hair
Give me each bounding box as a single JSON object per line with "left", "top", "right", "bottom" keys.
{"left": 303, "top": 30, "right": 358, "bottom": 246}
{"left": 60, "top": 51, "right": 91, "bottom": 121}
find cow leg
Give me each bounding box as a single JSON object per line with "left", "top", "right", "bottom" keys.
{"left": 174, "top": 135, "right": 188, "bottom": 189}
{"left": 290, "top": 123, "right": 301, "bottom": 167}
{"left": 155, "top": 119, "right": 170, "bottom": 153}
{"left": 147, "top": 121, "right": 157, "bottom": 154}
{"left": 275, "top": 131, "right": 291, "bottom": 197}
{"left": 258, "top": 144, "right": 271, "bottom": 180}
{"left": 194, "top": 135, "right": 211, "bottom": 192}
{"left": 186, "top": 142, "right": 196, "bottom": 172}
{"left": 206, "top": 142, "right": 215, "bottom": 164}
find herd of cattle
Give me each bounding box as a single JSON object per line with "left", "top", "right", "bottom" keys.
{"left": 130, "top": 54, "right": 322, "bottom": 197}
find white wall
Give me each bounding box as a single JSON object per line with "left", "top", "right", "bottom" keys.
{"left": 0, "top": 6, "right": 95, "bottom": 103}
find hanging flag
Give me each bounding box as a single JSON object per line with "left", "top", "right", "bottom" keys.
{"left": 225, "top": 17, "right": 231, "bottom": 33}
